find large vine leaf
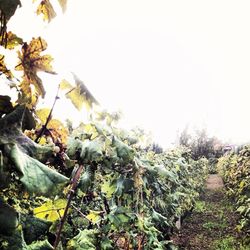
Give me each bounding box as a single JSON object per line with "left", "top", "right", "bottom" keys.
{"left": 33, "top": 199, "right": 67, "bottom": 222}
{"left": 0, "top": 200, "right": 19, "bottom": 236}
{"left": 0, "top": 105, "right": 53, "bottom": 161}
{"left": 21, "top": 214, "right": 52, "bottom": 244}
{"left": 0, "top": 0, "right": 21, "bottom": 21}
{"left": 112, "top": 136, "right": 135, "bottom": 163}
{"left": 0, "top": 95, "right": 14, "bottom": 118}
{"left": 60, "top": 73, "right": 99, "bottom": 111}
{"left": 15, "top": 37, "right": 55, "bottom": 103}
{"left": 27, "top": 240, "right": 53, "bottom": 250}
{"left": 78, "top": 165, "right": 95, "bottom": 193}
{"left": 36, "top": 0, "right": 56, "bottom": 22}
{"left": 0, "top": 226, "right": 53, "bottom": 250}
{"left": 9, "top": 144, "right": 68, "bottom": 196}
{"left": 67, "top": 138, "right": 103, "bottom": 163}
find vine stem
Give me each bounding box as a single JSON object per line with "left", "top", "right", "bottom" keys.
{"left": 35, "top": 83, "right": 60, "bottom": 143}
{"left": 53, "top": 164, "right": 84, "bottom": 249}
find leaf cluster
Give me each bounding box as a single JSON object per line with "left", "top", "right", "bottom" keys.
{"left": 217, "top": 147, "right": 250, "bottom": 233}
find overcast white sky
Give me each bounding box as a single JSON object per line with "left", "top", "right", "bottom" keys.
{"left": 6, "top": 0, "right": 250, "bottom": 148}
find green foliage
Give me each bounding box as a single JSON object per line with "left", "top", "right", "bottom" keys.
{"left": 217, "top": 147, "right": 250, "bottom": 233}
{"left": 0, "top": 2, "right": 210, "bottom": 249}
{"left": 0, "top": 0, "right": 21, "bottom": 21}
{"left": 0, "top": 199, "right": 19, "bottom": 236}
{"left": 67, "top": 229, "right": 98, "bottom": 250}
{"left": 10, "top": 144, "right": 68, "bottom": 196}
{"left": 0, "top": 95, "right": 14, "bottom": 117}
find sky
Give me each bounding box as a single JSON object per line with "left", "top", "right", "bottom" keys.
{"left": 5, "top": 0, "right": 250, "bottom": 148}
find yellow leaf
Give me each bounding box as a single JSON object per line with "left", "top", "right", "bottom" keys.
{"left": 33, "top": 199, "right": 67, "bottom": 221}
{"left": 101, "top": 180, "right": 115, "bottom": 199}
{"left": 18, "top": 76, "right": 39, "bottom": 108}
{"left": 66, "top": 86, "right": 91, "bottom": 111}
{"left": 49, "top": 119, "right": 69, "bottom": 144}
{"left": 86, "top": 210, "right": 102, "bottom": 224}
{"left": 33, "top": 54, "right": 54, "bottom": 73}
{"left": 0, "top": 31, "right": 23, "bottom": 50}
{"left": 61, "top": 74, "right": 99, "bottom": 111}
{"left": 83, "top": 124, "right": 99, "bottom": 139}
{"left": 58, "top": 0, "right": 67, "bottom": 12}
{"left": 0, "top": 55, "right": 13, "bottom": 79}
{"left": 36, "top": 108, "right": 50, "bottom": 124}
{"left": 35, "top": 110, "right": 69, "bottom": 143}
{"left": 16, "top": 37, "right": 55, "bottom": 102}
{"left": 37, "top": 0, "right": 56, "bottom": 22}
{"left": 239, "top": 180, "right": 245, "bottom": 189}
{"left": 39, "top": 137, "right": 47, "bottom": 145}
{"left": 60, "top": 79, "right": 73, "bottom": 90}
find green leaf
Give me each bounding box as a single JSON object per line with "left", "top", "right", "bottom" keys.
{"left": 9, "top": 144, "right": 68, "bottom": 196}
{"left": 112, "top": 137, "right": 135, "bottom": 163}
{"left": 100, "top": 238, "right": 113, "bottom": 250}
{"left": 0, "top": 226, "right": 27, "bottom": 250}
{"left": 0, "top": 200, "right": 19, "bottom": 236}
{"left": 67, "top": 229, "right": 98, "bottom": 250}
{"left": 154, "top": 164, "right": 178, "bottom": 181}
{"left": 67, "top": 138, "right": 103, "bottom": 163}
{"left": 0, "top": 95, "right": 14, "bottom": 118}
{"left": 21, "top": 214, "right": 52, "bottom": 244}
{"left": 0, "top": 0, "right": 21, "bottom": 21}
{"left": 108, "top": 206, "right": 131, "bottom": 228}
{"left": 101, "top": 180, "right": 116, "bottom": 198}
{"left": 114, "top": 176, "right": 134, "bottom": 197}
{"left": 27, "top": 240, "right": 53, "bottom": 250}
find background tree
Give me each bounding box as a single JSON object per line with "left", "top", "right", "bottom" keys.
{"left": 179, "top": 126, "right": 224, "bottom": 160}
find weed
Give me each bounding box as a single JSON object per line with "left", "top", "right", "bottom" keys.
{"left": 213, "top": 236, "right": 250, "bottom": 250}
{"left": 202, "top": 221, "right": 227, "bottom": 230}
{"left": 194, "top": 201, "right": 206, "bottom": 213}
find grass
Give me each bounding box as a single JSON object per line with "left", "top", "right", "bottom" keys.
{"left": 202, "top": 221, "right": 227, "bottom": 231}
{"left": 213, "top": 236, "right": 250, "bottom": 250}
{"left": 172, "top": 179, "right": 250, "bottom": 250}
{"left": 194, "top": 200, "right": 206, "bottom": 213}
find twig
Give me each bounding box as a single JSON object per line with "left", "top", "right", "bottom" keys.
{"left": 35, "top": 83, "right": 60, "bottom": 143}
{"left": 53, "top": 164, "right": 84, "bottom": 249}
{"left": 71, "top": 204, "right": 92, "bottom": 222}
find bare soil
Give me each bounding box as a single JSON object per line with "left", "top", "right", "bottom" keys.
{"left": 171, "top": 174, "right": 245, "bottom": 250}
{"left": 206, "top": 174, "right": 224, "bottom": 190}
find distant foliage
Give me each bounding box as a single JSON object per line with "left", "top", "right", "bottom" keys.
{"left": 217, "top": 147, "right": 250, "bottom": 235}
{"left": 179, "top": 127, "right": 223, "bottom": 160}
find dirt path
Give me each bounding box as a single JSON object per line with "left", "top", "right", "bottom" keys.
{"left": 206, "top": 174, "right": 224, "bottom": 190}
{"left": 172, "top": 174, "right": 245, "bottom": 250}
